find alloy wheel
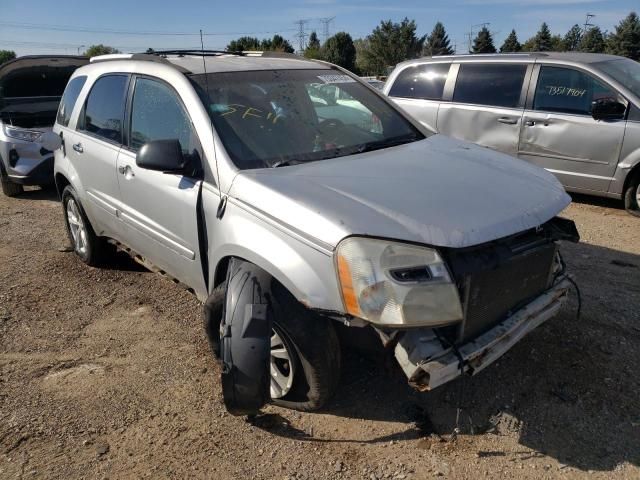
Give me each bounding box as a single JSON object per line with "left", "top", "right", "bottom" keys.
{"left": 66, "top": 198, "right": 88, "bottom": 255}
{"left": 270, "top": 327, "right": 295, "bottom": 399}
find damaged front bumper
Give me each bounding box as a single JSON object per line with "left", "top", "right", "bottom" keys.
{"left": 394, "top": 277, "right": 571, "bottom": 391}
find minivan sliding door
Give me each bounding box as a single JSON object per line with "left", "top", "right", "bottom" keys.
{"left": 437, "top": 62, "right": 530, "bottom": 156}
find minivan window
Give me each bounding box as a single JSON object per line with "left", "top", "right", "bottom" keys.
{"left": 191, "top": 69, "right": 423, "bottom": 169}
{"left": 79, "top": 75, "right": 128, "bottom": 143}
{"left": 56, "top": 76, "right": 87, "bottom": 127}
{"left": 595, "top": 58, "right": 640, "bottom": 98}
{"left": 388, "top": 63, "right": 450, "bottom": 100}
{"left": 453, "top": 63, "right": 526, "bottom": 108}
{"left": 129, "top": 77, "right": 198, "bottom": 154}
{"left": 533, "top": 66, "right": 619, "bottom": 116}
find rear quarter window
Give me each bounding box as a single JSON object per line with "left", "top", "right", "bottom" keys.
{"left": 56, "top": 76, "right": 87, "bottom": 127}
{"left": 453, "top": 63, "right": 527, "bottom": 108}
{"left": 78, "top": 75, "right": 128, "bottom": 144}
{"left": 389, "top": 63, "right": 450, "bottom": 100}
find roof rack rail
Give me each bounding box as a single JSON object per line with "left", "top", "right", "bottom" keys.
{"left": 148, "top": 49, "right": 245, "bottom": 57}
{"left": 90, "top": 53, "right": 174, "bottom": 64}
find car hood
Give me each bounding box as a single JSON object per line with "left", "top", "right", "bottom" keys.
{"left": 229, "top": 135, "right": 571, "bottom": 250}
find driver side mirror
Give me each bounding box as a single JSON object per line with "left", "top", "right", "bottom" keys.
{"left": 136, "top": 139, "right": 185, "bottom": 173}
{"left": 591, "top": 98, "right": 626, "bottom": 121}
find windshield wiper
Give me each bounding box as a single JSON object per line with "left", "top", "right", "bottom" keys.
{"left": 355, "top": 134, "right": 421, "bottom": 155}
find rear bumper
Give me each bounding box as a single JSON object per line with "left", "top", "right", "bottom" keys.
{"left": 394, "top": 278, "right": 571, "bottom": 391}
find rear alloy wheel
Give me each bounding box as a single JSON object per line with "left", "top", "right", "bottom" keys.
{"left": 624, "top": 174, "right": 640, "bottom": 217}
{"left": 61, "top": 185, "right": 108, "bottom": 266}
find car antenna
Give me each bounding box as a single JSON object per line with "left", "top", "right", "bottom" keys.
{"left": 199, "top": 29, "right": 224, "bottom": 206}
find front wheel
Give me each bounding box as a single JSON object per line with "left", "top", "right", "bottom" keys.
{"left": 204, "top": 276, "right": 341, "bottom": 411}
{"left": 0, "top": 164, "right": 23, "bottom": 197}
{"left": 624, "top": 173, "right": 640, "bottom": 217}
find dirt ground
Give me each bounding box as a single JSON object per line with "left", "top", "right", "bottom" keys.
{"left": 0, "top": 187, "right": 639, "bottom": 480}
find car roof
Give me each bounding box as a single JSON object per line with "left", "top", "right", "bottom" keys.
{"left": 396, "top": 52, "right": 623, "bottom": 67}
{"left": 88, "top": 52, "right": 331, "bottom": 75}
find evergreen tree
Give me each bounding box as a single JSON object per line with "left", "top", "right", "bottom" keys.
{"left": 500, "top": 30, "right": 521, "bottom": 52}
{"left": 580, "top": 26, "right": 606, "bottom": 53}
{"left": 323, "top": 32, "right": 356, "bottom": 71}
{"left": 550, "top": 34, "right": 565, "bottom": 51}
{"left": 425, "top": 22, "right": 454, "bottom": 56}
{"left": 563, "top": 24, "right": 583, "bottom": 51}
{"left": 472, "top": 26, "right": 496, "bottom": 53}
{"left": 226, "top": 36, "right": 261, "bottom": 52}
{"left": 606, "top": 12, "right": 640, "bottom": 60}
{"left": 304, "top": 31, "right": 323, "bottom": 59}
{"left": 358, "top": 18, "right": 426, "bottom": 76}
{"left": 533, "top": 23, "right": 553, "bottom": 51}
{"left": 0, "top": 50, "right": 16, "bottom": 65}
{"left": 263, "top": 35, "right": 295, "bottom": 53}
{"left": 83, "top": 45, "right": 121, "bottom": 57}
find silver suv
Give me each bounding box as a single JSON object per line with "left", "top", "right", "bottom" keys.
{"left": 385, "top": 53, "right": 640, "bottom": 216}
{"left": 52, "top": 51, "right": 579, "bottom": 415}
{"left": 0, "top": 55, "right": 88, "bottom": 196}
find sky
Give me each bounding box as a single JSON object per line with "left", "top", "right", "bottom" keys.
{"left": 0, "top": 0, "right": 636, "bottom": 56}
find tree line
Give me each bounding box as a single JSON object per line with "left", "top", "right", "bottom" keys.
{"left": 1, "top": 11, "right": 637, "bottom": 74}
{"left": 227, "top": 11, "right": 639, "bottom": 76}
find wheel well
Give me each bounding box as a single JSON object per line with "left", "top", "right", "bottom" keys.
{"left": 624, "top": 163, "right": 640, "bottom": 191}
{"left": 213, "top": 256, "right": 232, "bottom": 289}
{"left": 54, "top": 173, "right": 70, "bottom": 199}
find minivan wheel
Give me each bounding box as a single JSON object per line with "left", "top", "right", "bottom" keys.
{"left": 0, "top": 164, "right": 23, "bottom": 197}
{"left": 61, "top": 185, "right": 107, "bottom": 265}
{"left": 204, "top": 278, "right": 341, "bottom": 411}
{"left": 624, "top": 174, "right": 640, "bottom": 217}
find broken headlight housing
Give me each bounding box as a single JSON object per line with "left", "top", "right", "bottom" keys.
{"left": 335, "top": 237, "right": 463, "bottom": 327}
{"left": 3, "top": 125, "right": 43, "bottom": 143}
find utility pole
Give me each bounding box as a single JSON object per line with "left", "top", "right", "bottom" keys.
{"left": 319, "top": 16, "right": 335, "bottom": 43}
{"left": 294, "top": 19, "right": 310, "bottom": 54}
{"left": 77, "top": 45, "right": 85, "bottom": 55}
{"left": 583, "top": 13, "right": 595, "bottom": 34}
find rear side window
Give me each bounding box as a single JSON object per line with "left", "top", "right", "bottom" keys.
{"left": 533, "top": 66, "right": 619, "bottom": 116}
{"left": 453, "top": 64, "right": 527, "bottom": 108}
{"left": 389, "top": 63, "right": 450, "bottom": 100}
{"left": 56, "top": 76, "right": 87, "bottom": 127}
{"left": 79, "top": 75, "right": 128, "bottom": 143}
{"left": 129, "top": 77, "right": 198, "bottom": 153}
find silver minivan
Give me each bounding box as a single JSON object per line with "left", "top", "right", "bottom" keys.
{"left": 52, "top": 51, "right": 579, "bottom": 415}
{"left": 385, "top": 53, "right": 640, "bottom": 216}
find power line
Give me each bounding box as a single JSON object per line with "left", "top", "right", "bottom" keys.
{"left": 583, "top": 13, "right": 596, "bottom": 34}
{"left": 0, "top": 21, "right": 297, "bottom": 37}
{"left": 294, "top": 19, "right": 310, "bottom": 53}
{"left": 319, "top": 17, "right": 335, "bottom": 43}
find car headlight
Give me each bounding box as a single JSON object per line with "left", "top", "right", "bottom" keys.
{"left": 336, "top": 237, "right": 463, "bottom": 327}
{"left": 3, "top": 125, "right": 43, "bottom": 143}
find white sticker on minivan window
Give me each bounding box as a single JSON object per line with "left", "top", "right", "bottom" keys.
{"left": 317, "top": 74, "right": 356, "bottom": 84}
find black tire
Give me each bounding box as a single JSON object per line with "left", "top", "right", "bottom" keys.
{"left": 623, "top": 172, "right": 640, "bottom": 218}
{"left": 61, "top": 185, "right": 108, "bottom": 266}
{"left": 204, "top": 274, "right": 341, "bottom": 412}
{"left": 0, "top": 163, "right": 23, "bottom": 197}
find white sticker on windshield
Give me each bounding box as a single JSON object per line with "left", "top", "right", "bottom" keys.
{"left": 317, "top": 74, "right": 356, "bottom": 84}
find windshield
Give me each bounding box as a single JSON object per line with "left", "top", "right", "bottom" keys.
{"left": 594, "top": 58, "right": 640, "bottom": 98}
{"left": 190, "top": 69, "right": 424, "bottom": 169}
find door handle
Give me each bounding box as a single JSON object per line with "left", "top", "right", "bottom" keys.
{"left": 72, "top": 143, "right": 83, "bottom": 153}
{"left": 524, "top": 120, "right": 550, "bottom": 127}
{"left": 497, "top": 117, "right": 518, "bottom": 125}
{"left": 118, "top": 165, "right": 135, "bottom": 177}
